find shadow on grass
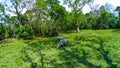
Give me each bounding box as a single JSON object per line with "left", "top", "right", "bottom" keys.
{"left": 21, "top": 48, "right": 38, "bottom": 68}
{"left": 57, "top": 47, "right": 101, "bottom": 68}
{"left": 81, "top": 37, "right": 117, "bottom": 68}
{"left": 21, "top": 35, "right": 117, "bottom": 68}
{"left": 73, "top": 34, "right": 117, "bottom": 68}
{"left": 21, "top": 41, "right": 46, "bottom": 68}
{"left": 98, "top": 39, "right": 117, "bottom": 68}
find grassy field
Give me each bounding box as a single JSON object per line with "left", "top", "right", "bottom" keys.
{"left": 0, "top": 29, "right": 120, "bottom": 68}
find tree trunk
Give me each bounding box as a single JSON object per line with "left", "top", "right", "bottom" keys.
{"left": 51, "top": 19, "right": 54, "bottom": 30}
{"left": 77, "top": 25, "right": 80, "bottom": 32}
{"left": 76, "top": 14, "right": 80, "bottom": 33}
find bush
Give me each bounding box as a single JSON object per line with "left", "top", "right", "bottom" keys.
{"left": 0, "top": 24, "right": 5, "bottom": 40}
{"left": 15, "top": 24, "right": 34, "bottom": 40}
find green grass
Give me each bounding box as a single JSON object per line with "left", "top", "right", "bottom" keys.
{"left": 0, "top": 29, "right": 120, "bottom": 68}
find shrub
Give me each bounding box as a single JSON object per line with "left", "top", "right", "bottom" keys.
{"left": 0, "top": 24, "right": 5, "bottom": 40}
{"left": 15, "top": 24, "right": 34, "bottom": 40}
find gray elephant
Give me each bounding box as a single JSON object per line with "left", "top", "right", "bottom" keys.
{"left": 57, "top": 36, "right": 69, "bottom": 48}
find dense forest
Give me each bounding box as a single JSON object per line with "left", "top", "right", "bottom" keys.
{"left": 0, "top": 0, "right": 120, "bottom": 68}
{"left": 0, "top": 0, "right": 120, "bottom": 40}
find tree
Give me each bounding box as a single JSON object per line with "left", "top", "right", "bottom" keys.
{"left": 115, "top": 6, "right": 120, "bottom": 17}
{"left": 47, "top": 1, "right": 68, "bottom": 32}
{"left": 0, "top": 3, "right": 10, "bottom": 39}
{"left": 63, "top": 0, "right": 93, "bottom": 32}
{"left": 25, "top": 0, "right": 50, "bottom": 36}
{"left": 0, "top": 4, "right": 6, "bottom": 39}
{"left": 115, "top": 6, "right": 120, "bottom": 28}
{"left": 46, "top": 0, "right": 62, "bottom": 36}
{"left": 85, "top": 12, "right": 94, "bottom": 29}
{"left": 5, "top": 0, "right": 31, "bottom": 25}
{"left": 46, "top": 0, "right": 60, "bottom": 28}
{"left": 0, "top": 3, "right": 5, "bottom": 23}
{"left": 94, "top": 6, "right": 111, "bottom": 29}
{"left": 108, "top": 13, "right": 117, "bottom": 28}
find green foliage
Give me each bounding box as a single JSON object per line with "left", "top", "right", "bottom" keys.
{"left": 115, "top": 6, "right": 120, "bottom": 17}
{"left": 0, "top": 23, "right": 5, "bottom": 40}
{"left": 0, "top": 0, "right": 120, "bottom": 39}
{"left": 97, "top": 8, "right": 110, "bottom": 29}
{"left": 63, "top": 0, "right": 94, "bottom": 32}
{"left": 18, "top": 14, "right": 29, "bottom": 25}
{"left": 15, "top": 24, "right": 34, "bottom": 39}
{"left": 0, "top": 3, "right": 4, "bottom": 12}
